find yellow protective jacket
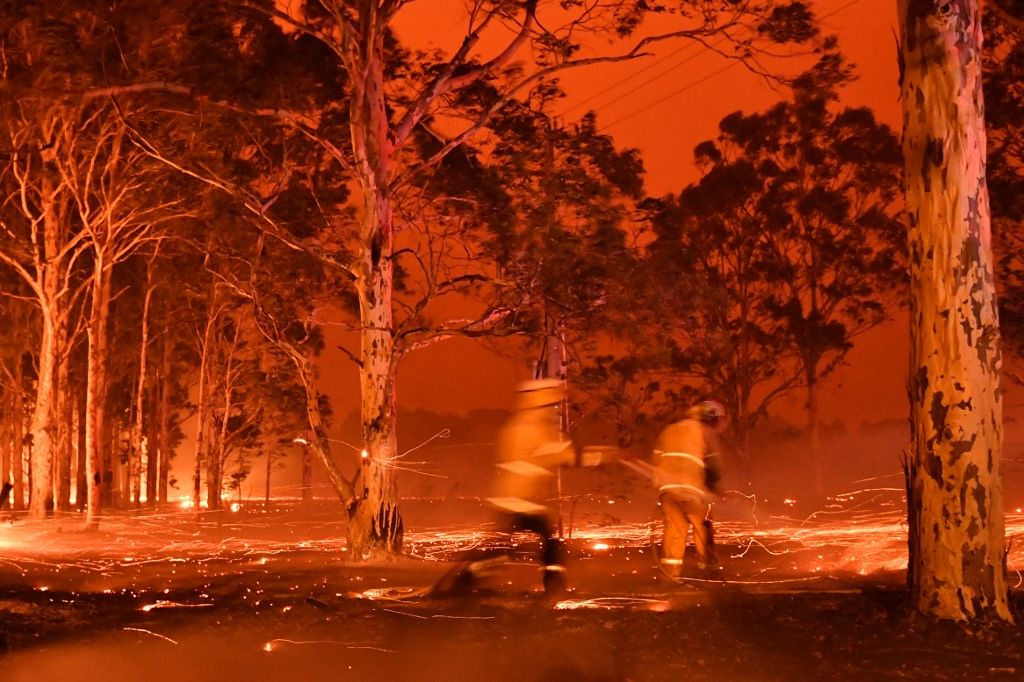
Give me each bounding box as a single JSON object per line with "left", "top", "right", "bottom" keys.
{"left": 488, "top": 408, "right": 575, "bottom": 516}
{"left": 653, "top": 418, "right": 724, "bottom": 503}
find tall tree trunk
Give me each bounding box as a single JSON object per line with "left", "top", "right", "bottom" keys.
{"left": 85, "top": 264, "right": 112, "bottom": 529}
{"left": 145, "top": 379, "right": 158, "bottom": 506}
{"left": 13, "top": 359, "right": 24, "bottom": 510}
{"left": 806, "top": 363, "right": 823, "bottom": 500}
{"left": 27, "top": 178, "right": 69, "bottom": 519}
{"left": 899, "top": 0, "right": 1011, "bottom": 622}
{"left": 115, "top": 422, "right": 128, "bottom": 508}
{"left": 75, "top": 390, "right": 87, "bottom": 511}
{"left": 343, "top": 34, "right": 404, "bottom": 558}
{"left": 157, "top": 336, "right": 172, "bottom": 504}
{"left": 28, "top": 311, "right": 56, "bottom": 518}
{"left": 53, "top": 337, "right": 71, "bottom": 512}
{"left": 131, "top": 276, "right": 155, "bottom": 507}
{"left": 208, "top": 381, "right": 231, "bottom": 512}
{"left": 193, "top": 308, "right": 216, "bottom": 509}
{"left": 347, "top": 193, "right": 403, "bottom": 558}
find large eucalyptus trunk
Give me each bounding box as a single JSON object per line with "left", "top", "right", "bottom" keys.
{"left": 26, "top": 181, "right": 66, "bottom": 519}
{"left": 28, "top": 311, "right": 56, "bottom": 518}
{"left": 85, "top": 262, "right": 112, "bottom": 529}
{"left": 348, "top": 244, "right": 403, "bottom": 556}
{"left": 345, "top": 42, "right": 404, "bottom": 558}
{"left": 899, "top": 0, "right": 1011, "bottom": 621}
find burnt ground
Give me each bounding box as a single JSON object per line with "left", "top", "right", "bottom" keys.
{"left": 0, "top": 499, "right": 1022, "bottom": 681}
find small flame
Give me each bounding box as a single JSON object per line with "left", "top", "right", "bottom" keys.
{"left": 263, "top": 642, "right": 273, "bottom": 653}
{"left": 230, "top": 502, "right": 241, "bottom": 513}
{"left": 361, "top": 449, "right": 369, "bottom": 459}
{"left": 592, "top": 542, "right": 609, "bottom": 551}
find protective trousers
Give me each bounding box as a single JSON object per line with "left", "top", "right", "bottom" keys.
{"left": 506, "top": 512, "right": 567, "bottom": 593}
{"left": 659, "top": 491, "right": 711, "bottom": 577}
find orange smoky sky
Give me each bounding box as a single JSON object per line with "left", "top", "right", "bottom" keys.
{"left": 315, "top": 0, "right": 1011, "bottom": 435}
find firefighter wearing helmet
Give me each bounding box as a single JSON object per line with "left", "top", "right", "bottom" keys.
{"left": 653, "top": 399, "right": 726, "bottom": 579}
{"left": 431, "top": 379, "right": 614, "bottom": 598}
{"left": 484, "top": 378, "right": 577, "bottom": 594}
{"left": 472, "top": 378, "right": 608, "bottom": 595}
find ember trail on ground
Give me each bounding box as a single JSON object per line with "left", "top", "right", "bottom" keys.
{"left": 2, "top": 490, "right": 1024, "bottom": 681}
{"left": 0, "top": 488, "right": 1021, "bottom": 599}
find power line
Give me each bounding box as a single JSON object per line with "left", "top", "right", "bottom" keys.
{"left": 561, "top": 41, "right": 706, "bottom": 116}
{"left": 587, "top": 0, "right": 865, "bottom": 133}
{"left": 568, "top": 36, "right": 732, "bottom": 119}
{"left": 598, "top": 61, "right": 739, "bottom": 132}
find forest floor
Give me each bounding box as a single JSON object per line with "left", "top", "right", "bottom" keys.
{"left": 0, "top": 491, "right": 1023, "bottom": 681}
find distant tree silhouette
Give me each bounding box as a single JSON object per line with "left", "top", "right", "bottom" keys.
{"left": 611, "top": 57, "right": 902, "bottom": 485}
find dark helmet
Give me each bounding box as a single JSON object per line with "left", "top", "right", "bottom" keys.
{"left": 687, "top": 400, "right": 725, "bottom": 424}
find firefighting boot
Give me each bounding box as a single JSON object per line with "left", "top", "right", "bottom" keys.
{"left": 543, "top": 565, "right": 568, "bottom": 596}
{"left": 658, "top": 557, "right": 684, "bottom": 582}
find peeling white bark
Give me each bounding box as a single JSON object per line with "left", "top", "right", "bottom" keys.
{"left": 899, "top": 0, "right": 1012, "bottom": 621}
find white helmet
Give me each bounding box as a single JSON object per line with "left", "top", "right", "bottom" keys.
{"left": 516, "top": 379, "right": 565, "bottom": 410}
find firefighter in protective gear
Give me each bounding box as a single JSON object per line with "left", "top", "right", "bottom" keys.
{"left": 487, "top": 379, "right": 578, "bottom": 594}
{"left": 432, "top": 379, "right": 611, "bottom": 597}
{"left": 654, "top": 400, "right": 726, "bottom": 579}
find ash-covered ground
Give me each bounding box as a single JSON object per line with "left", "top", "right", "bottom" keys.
{"left": 0, "top": 490, "right": 1022, "bottom": 681}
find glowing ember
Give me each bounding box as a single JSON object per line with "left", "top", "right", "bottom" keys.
{"left": 123, "top": 627, "right": 179, "bottom": 645}
{"left": 140, "top": 601, "right": 214, "bottom": 612}
{"left": 555, "top": 597, "right": 670, "bottom": 610}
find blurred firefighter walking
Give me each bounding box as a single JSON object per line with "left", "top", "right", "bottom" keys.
{"left": 436, "top": 379, "right": 610, "bottom": 597}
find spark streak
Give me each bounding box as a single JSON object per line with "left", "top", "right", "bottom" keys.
{"left": 262, "top": 638, "right": 395, "bottom": 653}
{"left": 123, "top": 627, "right": 178, "bottom": 645}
